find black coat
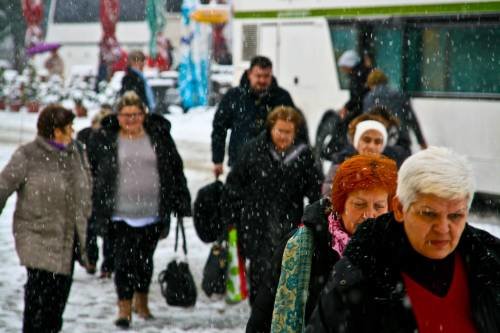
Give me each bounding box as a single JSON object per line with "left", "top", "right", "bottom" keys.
{"left": 211, "top": 71, "right": 309, "bottom": 166}
{"left": 87, "top": 113, "right": 191, "bottom": 235}
{"left": 344, "top": 62, "right": 371, "bottom": 120}
{"left": 246, "top": 198, "right": 339, "bottom": 333}
{"left": 306, "top": 213, "right": 500, "bottom": 333}
{"left": 223, "top": 132, "right": 323, "bottom": 259}
{"left": 120, "top": 66, "right": 150, "bottom": 111}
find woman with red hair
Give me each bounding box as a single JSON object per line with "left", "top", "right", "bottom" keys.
{"left": 247, "top": 154, "right": 397, "bottom": 332}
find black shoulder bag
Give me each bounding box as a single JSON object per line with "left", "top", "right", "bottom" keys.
{"left": 158, "top": 217, "right": 197, "bottom": 307}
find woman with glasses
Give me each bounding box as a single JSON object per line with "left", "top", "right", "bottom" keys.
{"left": 87, "top": 91, "right": 191, "bottom": 328}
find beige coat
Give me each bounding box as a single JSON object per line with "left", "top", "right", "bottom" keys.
{"left": 0, "top": 137, "right": 92, "bottom": 275}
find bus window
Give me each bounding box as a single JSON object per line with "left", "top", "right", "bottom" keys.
{"left": 372, "top": 26, "right": 403, "bottom": 90}
{"left": 329, "top": 24, "right": 359, "bottom": 89}
{"left": 407, "top": 24, "right": 500, "bottom": 96}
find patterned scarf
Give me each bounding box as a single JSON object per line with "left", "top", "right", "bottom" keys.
{"left": 328, "top": 212, "right": 351, "bottom": 257}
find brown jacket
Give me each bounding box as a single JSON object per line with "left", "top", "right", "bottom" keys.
{"left": 0, "top": 137, "right": 92, "bottom": 275}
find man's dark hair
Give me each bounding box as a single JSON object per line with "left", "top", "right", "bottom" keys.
{"left": 37, "top": 104, "right": 75, "bottom": 139}
{"left": 128, "top": 50, "right": 146, "bottom": 65}
{"left": 249, "top": 55, "right": 272, "bottom": 70}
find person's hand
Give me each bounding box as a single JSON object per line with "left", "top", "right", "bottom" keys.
{"left": 338, "top": 107, "right": 348, "bottom": 119}
{"left": 420, "top": 143, "right": 428, "bottom": 150}
{"left": 213, "top": 163, "right": 224, "bottom": 178}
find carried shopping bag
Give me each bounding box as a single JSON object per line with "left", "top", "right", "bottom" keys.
{"left": 271, "top": 225, "right": 314, "bottom": 333}
{"left": 158, "top": 217, "right": 197, "bottom": 307}
{"left": 225, "top": 226, "right": 248, "bottom": 303}
{"left": 201, "top": 240, "right": 228, "bottom": 297}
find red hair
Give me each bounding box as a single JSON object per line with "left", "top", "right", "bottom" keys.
{"left": 331, "top": 155, "right": 397, "bottom": 215}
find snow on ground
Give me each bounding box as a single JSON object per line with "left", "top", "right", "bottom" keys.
{"left": 0, "top": 108, "right": 499, "bottom": 332}
{"left": 0, "top": 108, "right": 249, "bottom": 332}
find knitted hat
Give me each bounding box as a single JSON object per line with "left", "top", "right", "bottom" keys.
{"left": 353, "top": 120, "right": 388, "bottom": 151}
{"left": 331, "top": 155, "right": 398, "bottom": 215}
{"left": 337, "top": 50, "right": 360, "bottom": 68}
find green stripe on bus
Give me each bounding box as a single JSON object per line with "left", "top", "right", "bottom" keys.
{"left": 234, "top": 2, "right": 500, "bottom": 19}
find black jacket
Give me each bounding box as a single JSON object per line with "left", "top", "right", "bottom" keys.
{"left": 344, "top": 62, "right": 371, "bottom": 119}
{"left": 120, "top": 66, "right": 151, "bottom": 111}
{"left": 307, "top": 213, "right": 500, "bottom": 333}
{"left": 211, "top": 71, "right": 309, "bottom": 166}
{"left": 247, "top": 198, "right": 339, "bottom": 333}
{"left": 87, "top": 113, "right": 191, "bottom": 235}
{"left": 223, "top": 131, "right": 322, "bottom": 259}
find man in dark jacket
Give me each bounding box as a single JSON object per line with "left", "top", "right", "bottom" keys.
{"left": 307, "top": 147, "right": 500, "bottom": 333}
{"left": 211, "top": 55, "right": 309, "bottom": 177}
{"left": 119, "top": 50, "right": 156, "bottom": 112}
{"left": 337, "top": 50, "right": 371, "bottom": 123}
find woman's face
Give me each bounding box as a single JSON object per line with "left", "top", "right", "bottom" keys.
{"left": 271, "top": 119, "right": 296, "bottom": 152}
{"left": 341, "top": 188, "right": 389, "bottom": 235}
{"left": 356, "top": 129, "right": 384, "bottom": 155}
{"left": 393, "top": 193, "right": 468, "bottom": 259}
{"left": 54, "top": 123, "right": 74, "bottom": 145}
{"left": 118, "top": 105, "right": 145, "bottom": 136}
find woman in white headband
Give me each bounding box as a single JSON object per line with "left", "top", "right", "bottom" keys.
{"left": 322, "top": 114, "right": 390, "bottom": 196}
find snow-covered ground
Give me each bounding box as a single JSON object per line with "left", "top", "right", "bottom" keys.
{"left": 0, "top": 108, "right": 499, "bottom": 332}
{"left": 0, "top": 108, "right": 249, "bottom": 332}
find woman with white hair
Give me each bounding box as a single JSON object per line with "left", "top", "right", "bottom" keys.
{"left": 307, "top": 146, "right": 500, "bottom": 332}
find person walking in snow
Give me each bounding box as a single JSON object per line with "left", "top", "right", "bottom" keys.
{"left": 77, "top": 105, "right": 114, "bottom": 277}
{"left": 307, "top": 147, "right": 500, "bottom": 332}
{"left": 247, "top": 154, "right": 398, "bottom": 333}
{"left": 0, "top": 105, "right": 92, "bottom": 333}
{"left": 120, "top": 50, "right": 156, "bottom": 113}
{"left": 211, "top": 55, "right": 309, "bottom": 178}
{"left": 87, "top": 91, "right": 191, "bottom": 328}
{"left": 222, "top": 106, "right": 322, "bottom": 303}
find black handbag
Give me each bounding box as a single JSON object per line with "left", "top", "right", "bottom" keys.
{"left": 158, "top": 217, "right": 197, "bottom": 307}
{"left": 193, "top": 180, "right": 225, "bottom": 243}
{"left": 201, "top": 240, "right": 227, "bottom": 297}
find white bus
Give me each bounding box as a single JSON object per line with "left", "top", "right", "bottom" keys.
{"left": 42, "top": 0, "right": 184, "bottom": 79}
{"left": 231, "top": 0, "right": 500, "bottom": 199}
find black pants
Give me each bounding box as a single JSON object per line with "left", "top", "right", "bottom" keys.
{"left": 112, "top": 221, "right": 162, "bottom": 300}
{"left": 247, "top": 243, "right": 274, "bottom": 305}
{"left": 87, "top": 219, "right": 115, "bottom": 273}
{"left": 23, "top": 268, "right": 73, "bottom": 333}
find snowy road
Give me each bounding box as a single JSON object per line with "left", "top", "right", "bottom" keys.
{"left": 0, "top": 108, "right": 499, "bottom": 332}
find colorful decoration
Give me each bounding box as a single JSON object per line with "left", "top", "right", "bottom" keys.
{"left": 98, "top": 0, "right": 126, "bottom": 80}
{"left": 178, "top": 0, "right": 209, "bottom": 109}
{"left": 21, "top": 0, "right": 44, "bottom": 47}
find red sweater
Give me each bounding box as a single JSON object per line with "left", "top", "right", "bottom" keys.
{"left": 402, "top": 255, "right": 477, "bottom": 333}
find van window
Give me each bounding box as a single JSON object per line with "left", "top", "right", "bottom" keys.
{"left": 329, "top": 25, "right": 359, "bottom": 89}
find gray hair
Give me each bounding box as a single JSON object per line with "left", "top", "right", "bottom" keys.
{"left": 397, "top": 146, "right": 475, "bottom": 211}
